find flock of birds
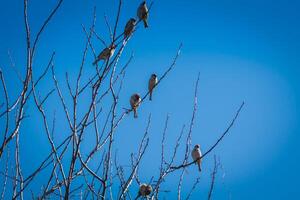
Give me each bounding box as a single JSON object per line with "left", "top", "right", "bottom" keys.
{"left": 92, "top": 1, "right": 154, "bottom": 121}
{"left": 90, "top": 1, "right": 202, "bottom": 198}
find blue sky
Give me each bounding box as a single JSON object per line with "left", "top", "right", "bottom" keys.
{"left": 0, "top": 0, "right": 300, "bottom": 199}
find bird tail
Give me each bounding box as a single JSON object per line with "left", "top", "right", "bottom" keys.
{"left": 124, "top": 31, "right": 129, "bottom": 39}
{"left": 143, "top": 19, "right": 148, "bottom": 28}
{"left": 149, "top": 91, "right": 152, "bottom": 101}
{"left": 197, "top": 161, "right": 202, "bottom": 172}
{"left": 134, "top": 109, "right": 138, "bottom": 118}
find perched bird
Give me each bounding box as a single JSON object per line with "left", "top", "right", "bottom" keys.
{"left": 130, "top": 93, "right": 141, "bottom": 118}
{"left": 137, "top": 1, "right": 149, "bottom": 28}
{"left": 124, "top": 18, "right": 136, "bottom": 39}
{"left": 138, "top": 184, "right": 152, "bottom": 197}
{"left": 191, "top": 144, "right": 202, "bottom": 172}
{"left": 148, "top": 74, "right": 158, "bottom": 101}
{"left": 93, "top": 44, "right": 116, "bottom": 65}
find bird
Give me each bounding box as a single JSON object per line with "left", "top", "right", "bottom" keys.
{"left": 148, "top": 74, "right": 158, "bottom": 101}
{"left": 130, "top": 93, "right": 141, "bottom": 118}
{"left": 191, "top": 144, "right": 202, "bottom": 172}
{"left": 124, "top": 18, "right": 136, "bottom": 39}
{"left": 138, "top": 183, "right": 152, "bottom": 197}
{"left": 137, "top": 1, "right": 149, "bottom": 28}
{"left": 93, "top": 44, "right": 116, "bottom": 65}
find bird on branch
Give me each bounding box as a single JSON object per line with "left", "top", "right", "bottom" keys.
{"left": 192, "top": 144, "right": 202, "bottom": 172}
{"left": 124, "top": 18, "right": 137, "bottom": 39}
{"left": 136, "top": 183, "right": 152, "bottom": 199}
{"left": 93, "top": 44, "right": 116, "bottom": 65}
{"left": 148, "top": 73, "right": 158, "bottom": 101}
{"left": 130, "top": 93, "right": 142, "bottom": 118}
{"left": 137, "top": 1, "right": 149, "bottom": 28}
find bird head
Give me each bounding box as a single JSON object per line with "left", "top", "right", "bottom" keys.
{"left": 130, "top": 18, "right": 137, "bottom": 23}
{"left": 110, "top": 44, "right": 116, "bottom": 49}
{"left": 194, "top": 144, "right": 200, "bottom": 149}
{"left": 145, "top": 185, "right": 152, "bottom": 195}
{"left": 132, "top": 93, "right": 141, "bottom": 101}
{"left": 135, "top": 94, "right": 141, "bottom": 100}
{"left": 151, "top": 73, "right": 157, "bottom": 79}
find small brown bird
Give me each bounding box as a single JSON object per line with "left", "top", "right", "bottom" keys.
{"left": 124, "top": 18, "right": 136, "bottom": 39}
{"left": 138, "top": 183, "right": 152, "bottom": 197}
{"left": 130, "top": 93, "right": 141, "bottom": 118}
{"left": 191, "top": 144, "right": 202, "bottom": 172}
{"left": 148, "top": 74, "right": 158, "bottom": 101}
{"left": 93, "top": 44, "right": 116, "bottom": 65}
{"left": 137, "top": 1, "right": 149, "bottom": 28}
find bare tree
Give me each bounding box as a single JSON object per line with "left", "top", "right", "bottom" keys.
{"left": 0, "top": 0, "right": 244, "bottom": 199}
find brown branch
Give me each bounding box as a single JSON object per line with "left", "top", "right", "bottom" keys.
{"left": 31, "top": 0, "right": 64, "bottom": 56}
{"left": 51, "top": 63, "right": 73, "bottom": 131}
{"left": 7, "top": 50, "right": 23, "bottom": 83}
{"left": 185, "top": 177, "right": 201, "bottom": 200}
{"left": 112, "top": 0, "right": 122, "bottom": 41}
{"left": 207, "top": 155, "right": 219, "bottom": 200}
{"left": 0, "top": 0, "right": 32, "bottom": 158}
{"left": 0, "top": 149, "right": 9, "bottom": 200}
{"left": 0, "top": 70, "right": 9, "bottom": 140}
{"left": 29, "top": 70, "right": 68, "bottom": 194}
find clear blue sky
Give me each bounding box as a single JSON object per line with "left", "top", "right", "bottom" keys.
{"left": 0, "top": 0, "right": 300, "bottom": 199}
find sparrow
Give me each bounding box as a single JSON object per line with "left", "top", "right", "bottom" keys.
{"left": 137, "top": 1, "right": 149, "bottom": 28}
{"left": 138, "top": 183, "right": 152, "bottom": 197}
{"left": 93, "top": 44, "right": 116, "bottom": 65}
{"left": 130, "top": 93, "right": 141, "bottom": 118}
{"left": 191, "top": 144, "right": 202, "bottom": 172}
{"left": 148, "top": 74, "right": 158, "bottom": 101}
{"left": 124, "top": 18, "right": 137, "bottom": 39}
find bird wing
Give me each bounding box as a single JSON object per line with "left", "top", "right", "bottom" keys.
{"left": 137, "top": 5, "right": 143, "bottom": 19}
{"left": 192, "top": 149, "right": 200, "bottom": 161}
